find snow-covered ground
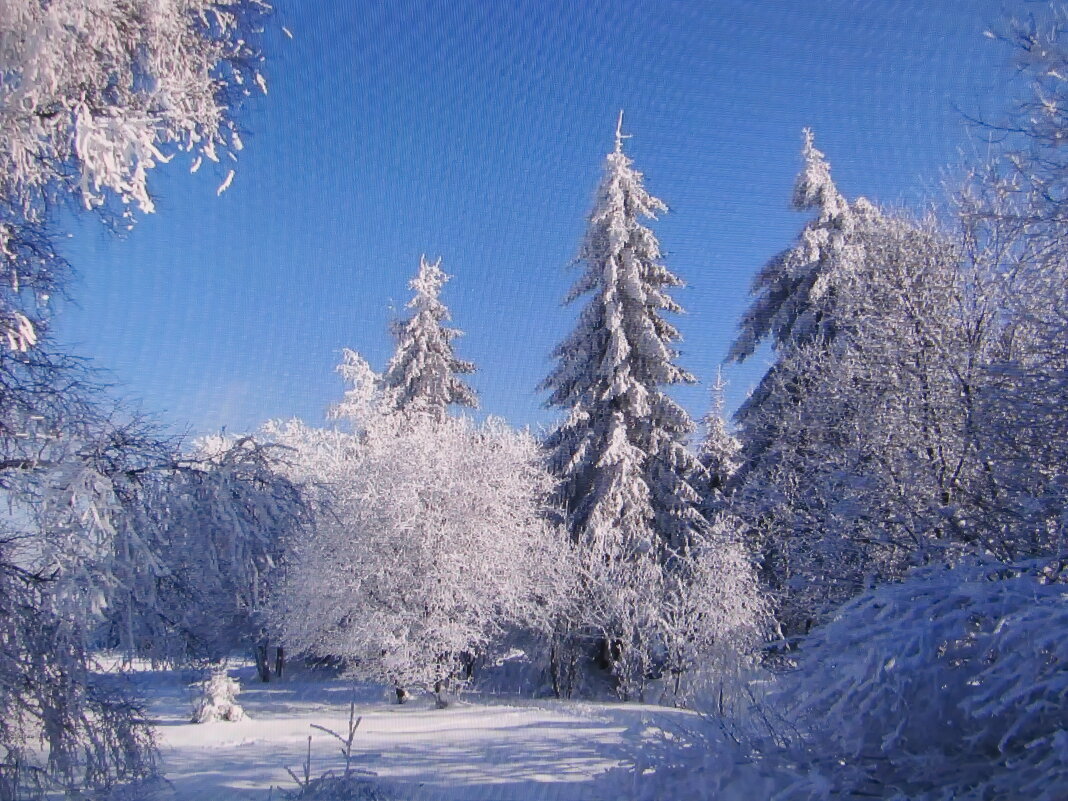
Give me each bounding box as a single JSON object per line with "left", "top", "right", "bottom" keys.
{"left": 131, "top": 664, "right": 699, "bottom": 801}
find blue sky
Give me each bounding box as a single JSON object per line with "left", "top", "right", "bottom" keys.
{"left": 55, "top": 0, "right": 1017, "bottom": 437}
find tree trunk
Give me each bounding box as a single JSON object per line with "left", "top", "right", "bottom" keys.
{"left": 460, "top": 651, "right": 476, "bottom": 680}
{"left": 274, "top": 646, "right": 285, "bottom": 679}
{"left": 549, "top": 643, "right": 561, "bottom": 698}
{"left": 433, "top": 678, "right": 450, "bottom": 709}
{"left": 550, "top": 640, "right": 578, "bottom": 699}
{"left": 254, "top": 642, "right": 271, "bottom": 683}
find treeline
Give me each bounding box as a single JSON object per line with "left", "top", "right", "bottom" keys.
{"left": 3, "top": 2, "right": 1068, "bottom": 799}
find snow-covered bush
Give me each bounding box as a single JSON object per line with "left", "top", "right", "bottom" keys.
{"left": 191, "top": 669, "right": 246, "bottom": 723}
{"left": 561, "top": 530, "right": 767, "bottom": 705}
{"left": 269, "top": 405, "right": 571, "bottom": 705}
{"left": 771, "top": 555, "right": 1068, "bottom": 800}
{"left": 629, "top": 555, "right": 1068, "bottom": 801}
{"left": 657, "top": 535, "right": 768, "bottom": 706}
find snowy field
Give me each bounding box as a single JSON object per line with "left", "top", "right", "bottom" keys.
{"left": 131, "top": 664, "right": 698, "bottom": 801}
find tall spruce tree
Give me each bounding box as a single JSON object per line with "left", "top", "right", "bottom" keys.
{"left": 727, "top": 129, "right": 879, "bottom": 487}
{"left": 541, "top": 114, "right": 706, "bottom": 563}
{"left": 381, "top": 255, "right": 477, "bottom": 420}
{"left": 728, "top": 128, "right": 871, "bottom": 364}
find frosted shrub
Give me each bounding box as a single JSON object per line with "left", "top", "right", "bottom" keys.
{"left": 628, "top": 555, "right": 1068, "bottom": 800}
{"left": 269, "top": 402, "right": 569, "bottom": 703}
{"left": 770, "top": 556, "right": 1068, "bottom": 800}
{"left": 192, "top": 669, "right": 246, "bottom": 724}
{"left": 739, "top": 559, "right": 1068, "bottom": 801}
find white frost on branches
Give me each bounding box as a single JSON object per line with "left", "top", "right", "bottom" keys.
{"left": 380, "top": 255, "right": 478, "bottom": 421}
{"left": 0, "top": 0, "right": 270, "bottom": 355}
{"left": 541, "top": 116, "right": 706, "bottom": 561}
{"left": 0, "top": 0, "right": 269, "bottom": 215}
{"left": 271, "top": 393, "right": 569, "bottom": 701}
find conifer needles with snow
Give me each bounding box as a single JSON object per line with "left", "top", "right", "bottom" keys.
{"left": 541, "top": 114, "right": 707, "bottom": 562}
{"left": 380, "top": 256, "right": 477, "bottom": 421}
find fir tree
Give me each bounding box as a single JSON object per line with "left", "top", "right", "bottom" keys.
{"left": 381, "top": 255, "right": 477, "bottom": 421}
{"left": 728, "top": 128, "right": 872, "bottom": 364}
{"left": 699, "top": 369, "right": 740, "bottom": 499}
{"left": 541, "top": 114, "right": 706, "bottom": 562}
{"left": 727, "top": 129, "right": 879, "bottom": 488}
{"left": 723, "top": 129, "right": 875, "bottom": 628}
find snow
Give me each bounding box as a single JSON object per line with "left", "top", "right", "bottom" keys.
{"left": 131, "top": 664, "right": 695, "bottom": 801}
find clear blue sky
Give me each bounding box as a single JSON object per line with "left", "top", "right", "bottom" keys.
{"left": 55, "top": 0, "right": 1018, "bottom": 437}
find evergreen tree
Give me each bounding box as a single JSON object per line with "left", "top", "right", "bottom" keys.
{"left": 541, "top": 114, "right": 706, "bottom": 563}
{"left": 540, "top": 121, "right": 765, "bottom": 697}
{"left": 724, "top": 130, "right": 879, "bottom": 629}
{"left": 699, "top": 369, "right": 740, "bottom": 498}
{"left": 381, "top": 256, "right": 477, "bottom": 421}
{"left": 728, "top": 128, "right": 871, "bottom": 364}
{"left": 727, "top": 129, "right": 879, "bottom": 489}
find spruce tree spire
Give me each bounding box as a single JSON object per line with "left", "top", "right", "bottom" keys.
{"left": 699, "top": 369, "right": 740, "bottom": 495}
{"left": 614, "top": 109, "right": 631, "bottom": 154}
{"left": 541, "top": 122, "right": 706, "bottom": 561}
{"left": 729, "top": 128, "right": 876, "bottom": 364}
{"left": 381, "top": 255, "right": 477, "bottom": 421}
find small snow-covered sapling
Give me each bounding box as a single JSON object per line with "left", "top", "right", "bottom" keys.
{"left": 192, "top": 667, "right": 246, "bottom": 723}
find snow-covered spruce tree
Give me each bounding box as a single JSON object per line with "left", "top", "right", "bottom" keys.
{"left": 727, "top": 129, "right": 877, "bottom": 486}
{"left": 542, "top": 116, "right": 752, "bottom": 698}
{"left": 542, "top": 116, "right": 706, "bottom": 562}
{"left": 724, "top": 130, "right": 882, "bottom": 631}
{"left": 728, "top": 129, "right": 870, "bottom": 363}
{"left": 191, "top": 668, "right": 246, "bottom": 724}
{"left": 380, "top": 256, "right": 477, "bottom": 421}
{"left": 698, "top": 370, "right": 740, "bottom": 513}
